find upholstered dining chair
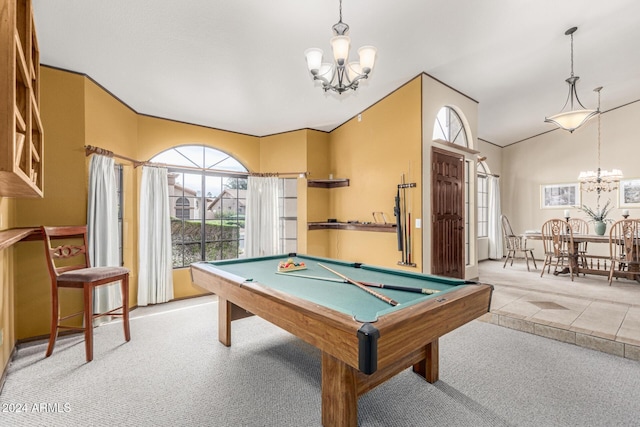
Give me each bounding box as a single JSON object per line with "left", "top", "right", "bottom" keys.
{"left": 41, "top": 225, "right": 130, "bottom": 362}
{"left": 568, "top": 218, "right": 589, "bottom": 273}
{"left": 608, "top": 219, "right": 640, "bottom": 286}
{"left": 501, "top": 215, "right": 537, "bottom": 271}
{"left": 540, "top": 218, "right": 575, "bottom": 281}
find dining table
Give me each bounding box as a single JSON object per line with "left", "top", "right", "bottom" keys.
{"left": 523, "top": 232, "right": 639, "bottom": 280}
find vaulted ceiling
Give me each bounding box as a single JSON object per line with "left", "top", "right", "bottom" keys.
{"left": 33, "top": 0, "right": 640, "bottom": 146}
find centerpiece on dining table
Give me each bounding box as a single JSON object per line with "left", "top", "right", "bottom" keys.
{"left": 579, "top": 199, "right": 614, "bottom": 235}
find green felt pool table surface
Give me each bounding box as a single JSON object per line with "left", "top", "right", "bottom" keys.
{"left": 205, "top": 254, "right": 471, "bottom": 322}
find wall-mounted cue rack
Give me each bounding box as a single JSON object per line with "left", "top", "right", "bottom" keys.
{"left": 395, "top": 174, "right": 416, "bottom": 267}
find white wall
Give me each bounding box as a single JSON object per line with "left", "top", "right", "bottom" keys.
{"left": 501, "top": 100, "right": 640, "bottom": 258}
{"left": 421, "top": 74, "right": 480, "bottom": 279}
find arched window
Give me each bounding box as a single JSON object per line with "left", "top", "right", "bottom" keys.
{"left": 151, "top": 145, "right": 297, "bottom": 267}
{"left": 175, "top": 197, "right": 190, "bottom": 220}
{"left": 152, "top": 145, "right": 249, "bottom": 267}
{"left": 433, "top": 106, "right": 468, "bottom": 147}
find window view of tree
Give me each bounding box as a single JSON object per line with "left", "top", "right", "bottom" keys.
{"left": 168, "top": 172, "right": 247, "bottom": 267}
{"left": 150, "top": 145, "right": 296, "bottom": 268}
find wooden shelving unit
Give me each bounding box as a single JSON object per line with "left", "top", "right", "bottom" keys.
{"left": 0, "top": 0, "right": 43, "bottom": 197}
{"left": 307, "top": 178, "right": 349, "bottom": 189}
{"left": 308, "top": 222, "right": 396, "bottom": 233}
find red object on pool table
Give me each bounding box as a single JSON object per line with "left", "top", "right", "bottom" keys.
{"left": 190, "top": 253, "right": 493, "bottom": 427}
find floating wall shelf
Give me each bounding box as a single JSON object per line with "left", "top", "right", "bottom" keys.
{"left": 308, "top": 222, "right": 396, "bottom": 233}
{"left": 307, "top": 179, "right": 349, "bottom": 188}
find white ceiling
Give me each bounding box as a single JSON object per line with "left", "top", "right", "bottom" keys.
{"left": 32, "top": 0, "right": 640, "bottom": 147}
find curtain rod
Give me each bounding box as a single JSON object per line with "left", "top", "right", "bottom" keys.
{"left": 85, "top": 145, "right": 140, "bottom": 165}
{"left": 84, "top": 145, "right": 308, "bottom": 177}
{"left": 478, "top": 171, "right": 500, "bottom": 178}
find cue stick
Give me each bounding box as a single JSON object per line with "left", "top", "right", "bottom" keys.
{"left": 394, "top": 185, "right": 403, "bottom": 254}
{"left": 276, "top": 271, "right": 440, "bottom": 294}
{"left": 402, "top": 174, "right": 408, "bottom": 263}
{"left": 275, "top": 271, "right": 344, "bottom": 283}
{"left": 407, "top": 163, "right": 412, "bottom": 265}
{"left": 359, "top": 280, "right": 440, "bottom": 295}
{"left": 318, "top": 263, "right": 399, "bottom": 306}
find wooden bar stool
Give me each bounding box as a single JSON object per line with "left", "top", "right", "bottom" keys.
{"left": 41, "top": 225, "right": 130, "bottom": 362}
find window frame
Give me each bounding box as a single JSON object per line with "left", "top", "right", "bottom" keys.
{"left": 150, "top": 145, "right": 297, "bottom": 268}
{"left": 433, "top": 106, "right": 469, "bottom": 147}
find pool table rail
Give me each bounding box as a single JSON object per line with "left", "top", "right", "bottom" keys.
{"left": 191, "top": 262, "right": 368, "bottom": 371}
{"left": 191, "top": 261, "right": 492, "bottom": 376}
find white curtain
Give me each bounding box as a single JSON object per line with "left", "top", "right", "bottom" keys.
{"left": 87, "top": 154, "right": 121, "bottom": 320}
{"left": 487, "top": 175, "right": 503, "bottom": 259}
{"left": 245, "top": 176, "right": 280, "bottom": 257}
{"left": 138, "top": 166, "right": 174, "bottom": 306}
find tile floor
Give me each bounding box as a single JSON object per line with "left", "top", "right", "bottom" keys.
{"left": 477, "top": 259, "right": 640, "bottom": 361}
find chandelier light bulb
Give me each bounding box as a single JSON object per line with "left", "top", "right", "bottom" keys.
{"left": 304, "top": 48, "right": 324, "bottom": 74}
{"left": 346, "top": 62, "right": 362, "bottom": 82}
{"left": 330, "top": 36, "right": 350, "bottom": 65}
{"left": 358, "top": 46, "right": 377, "bottom": 74}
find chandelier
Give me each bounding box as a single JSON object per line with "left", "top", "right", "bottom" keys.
{"left": 578, "top": 87, "right": 623, "bottom": 193}
{"left": 304, "top": 0, "right": 377, "bottom": 94}
{"left": 545, "top": 27, "right": 599, "bottom": 132}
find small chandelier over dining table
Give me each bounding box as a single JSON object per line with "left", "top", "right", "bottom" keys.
{"left": 578, "top": 87, "right": 623, "bottom": 193}
{"left": 304, "top": 0, "right": 377, "bottom": 94}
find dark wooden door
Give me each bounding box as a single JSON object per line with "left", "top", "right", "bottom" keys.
{"left": 431, "top": 147, "right": 465, "bottom": 279}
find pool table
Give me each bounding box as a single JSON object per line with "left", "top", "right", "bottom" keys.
{"left": 190, "top": 254, "right": 493, "bottom": 426}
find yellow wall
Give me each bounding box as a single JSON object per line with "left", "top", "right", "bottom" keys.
{"left": 15, "top": 69, "right": 87, "bottom": 339}
{"left": 2, "top": 67, "right": 477, "bottom": 378}
{"left": 327, "top": 78, "right": 423, "bottom": 269}
{"left": 260, "top": 130, "right": 307, "bottom": 173}
{"left": 0, "top": 196, "right": 16, "bottom": 373}
{"left": 305, "top": 130, "right": 331, "bottom": 256}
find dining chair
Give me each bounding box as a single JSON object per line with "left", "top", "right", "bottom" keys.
{"left": 540, "top": 218, "right": 575, "bottom": 281}
{"left": 41, "top": 225, "right": 131, "bottom": 362}
{"left": 568, "top": 218, "right": 589, "bottom": 273}
{"left": 501, "top": 215, "right": 537, "bottom": 271}
{"left": 608, "top": 219, "right": 640, "bottom": 285}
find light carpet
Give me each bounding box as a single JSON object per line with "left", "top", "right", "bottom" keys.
{"left": 1, "top": 296, "right": 639, "bottom": 426}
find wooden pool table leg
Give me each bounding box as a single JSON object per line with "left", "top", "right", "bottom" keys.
{"left": 218, "top": 297, "right": 232, "bottom": 346}
{"left": 321, "top": 351, "right": 358, "bottom": 427}
{"left": 412, "top": 339, "right": 439, "bottom": 383}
